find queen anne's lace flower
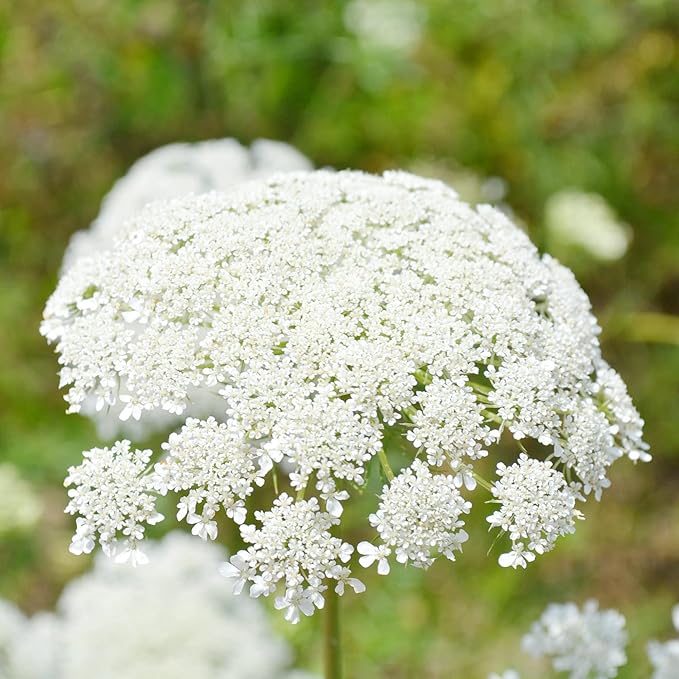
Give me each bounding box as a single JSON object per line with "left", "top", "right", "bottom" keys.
{"left": 360, "top": 459, "right": 470, "bottom": 569}
{"left": 152, "top": 416, "right": 264, "bottom": 534}
{"left": 43, "top": 170, "right": 648, "bottom": 620}
{"left": 0, "top": 533, "right": 315, "bottom": 679}
{"left": 647, "top": 604, "right": 679, "bottom": 679}
{"left": 522, "top": 600, "right": 627, "bottom": 679}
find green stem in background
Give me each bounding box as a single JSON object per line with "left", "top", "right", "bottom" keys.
{"left": 324, "top": 584, "right": 342, "bottom": 679}
{"left": 473, "top": 471, "right": 494, "bottom": 492}
{"left": 603, "top": 311, "right": 679, "bottom": 346}
{"left": 377, "top": 447, "right": 395, "bottom": 481}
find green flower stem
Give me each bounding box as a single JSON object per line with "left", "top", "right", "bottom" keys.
{"left": 377, "top": 447, "right": 395, "bottom": 482}
{"left": 324, "top": 583, "right": 342, "bottom": 679}
{"left": 468, "top": 380, "right": 492, "bottom": 395}
{"left": 473, "top": 471, "right": 493, "bottom": 492}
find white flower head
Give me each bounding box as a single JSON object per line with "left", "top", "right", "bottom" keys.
{"left": 364, "top": 459, "right": 470, "bottom": 571}
{"left": 64, "top": 441, "right": 163, "bottom": 560}
{"left": 522, "top": 600, "right": 627, "bottom": 679}
{"left": 221, "top": 494, "right": 358, "bottom": 623}
{"left": 487, "top": 454, "right": 584, "bottom": 568}
{"left": 43, "top": 170, "right": 647, "bottom": 622}
{"left": 647, "top": 603, "right": 679, "bottom": 679}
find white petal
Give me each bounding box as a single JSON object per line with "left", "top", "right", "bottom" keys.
{"left": 357, "top": 541, "right": 377, "bottom": 556}
{"left": 358, "top": 554, "right": 377, "bottom": 568}
{"left": 377, "top": 558, "right": 391, "bottom": 576}
{"left": 349, "top": 578, "right": 366, "bottom": 594}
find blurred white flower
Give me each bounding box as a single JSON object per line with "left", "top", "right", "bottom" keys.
{"left": 344, "top": 0, "right": 426, "bottom": 52}
{"left": 410, "top": 160, "right": 508, "bottom": 206}
{"left": 64, "top": 138, "right": 312, "bottom": 270}
{"left": 0, "top": 533, "right": 313, "bottom": 679}
{"left": 522, "top": 600, "right": 627, "bottom": 679}
{"left": 488, "top": 672, "right": 521, "bottom": 679}
{"left": 545, "top": 190, "right": 631, "bottom": 262}
{"left": 0, "top": 464, "right": 41, "bottom": 536}
{"left": 647, "top": 603, "right": 679, "bottom": 679}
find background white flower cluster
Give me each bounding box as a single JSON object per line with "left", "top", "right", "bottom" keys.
{"left": 489, "top": 599, "right": 679, "bottom": 679}
{"left": 0, "top": 532, "right": 314, "bottom": 679}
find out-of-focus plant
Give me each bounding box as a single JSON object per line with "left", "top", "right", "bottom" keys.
{"left": 63, "top": 138, "right": 312, "bottom": 272}
{"left": 544, "top": 191, "right": 631, "bottom": 264}
{"left": 0, "top": 532, "right": 315, "bottom": 679}
{"left": 490, "top": 600, "right": 679, "bottom": 679}
{"left": 0, "top": 464, "right": 41, "bottom": 537}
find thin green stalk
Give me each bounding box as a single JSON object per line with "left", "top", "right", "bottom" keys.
{"left": 473, "top": 471, "right": 494, "bottom": 492}
{"left": 377, "top": 447, "right": 395, "bottom": 481}
{"left": 324, "top": 584, "right": 342, "bottom": 679}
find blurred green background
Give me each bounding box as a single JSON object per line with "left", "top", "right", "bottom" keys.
{"left": 0, "top": 1, "right": 677, "bottom": 677}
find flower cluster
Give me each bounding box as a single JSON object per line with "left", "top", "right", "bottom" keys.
{"left": 647, "top": 605, "right": 679, "bottom": 679}
{"left": 43, "top": 170, "right": 648, "bottom": 621}
{"left": 64, "top": 441, "right": 163, "bottom": 564}
{"left": 222, "top": 494, "right": 362, "bottom": 624}
{"left": 522, "top": 600, "right": 627, "bottom": 679}
{"left": 360, "top": 459, "right": 470, "bottom": 570}
{"left": 0, "top": 533, "right": 315, "bottom": 679}
{"left": 487, "top": 454, "right": 584, "bottom": 568}
{"left": 492, "top": 599, "right": 679, "bottom": 679}
{"left": 153, "top": 416, "right": 264, "bottom": 536}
